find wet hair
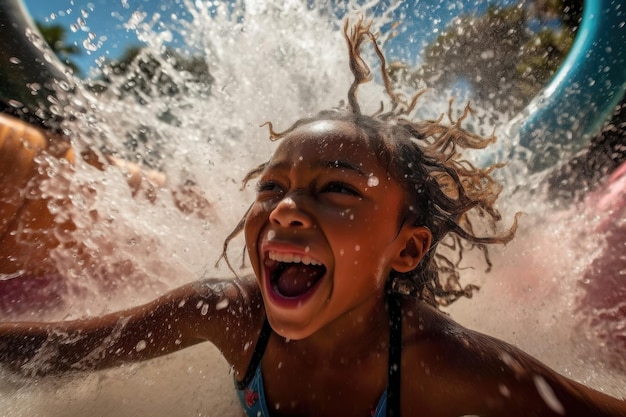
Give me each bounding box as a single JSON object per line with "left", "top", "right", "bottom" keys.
{"left": 220, "top": 18, "right": 519, "bottom": 308}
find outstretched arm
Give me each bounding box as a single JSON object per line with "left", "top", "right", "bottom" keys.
{"left": 0, "top": 276, "right": 263, "bottom": 376}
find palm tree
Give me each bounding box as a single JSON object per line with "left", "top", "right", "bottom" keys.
{"left": 412, "top": 0, "right": 583, "bottom": 115}
{"left": 35, "top": 22, "right": 81, "bottom": 75}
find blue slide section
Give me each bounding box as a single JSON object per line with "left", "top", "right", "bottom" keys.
{"left": 517, "top": 0, "right": 626, "bottom": 170}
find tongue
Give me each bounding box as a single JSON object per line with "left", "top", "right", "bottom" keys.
{"left": 275, "top": 264, "right": 324, "bottom": 298}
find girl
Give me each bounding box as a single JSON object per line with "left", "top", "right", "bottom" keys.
{"left": 1, "top": 19, "right": 625, "bottom": 417}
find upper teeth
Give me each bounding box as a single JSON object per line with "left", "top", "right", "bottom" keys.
{"left": 269, "top": 251, "right": 322, "bottom": 266}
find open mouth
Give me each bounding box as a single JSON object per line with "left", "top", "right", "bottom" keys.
{"left": 265, "top": 252, "right": 327, "bottom": 298}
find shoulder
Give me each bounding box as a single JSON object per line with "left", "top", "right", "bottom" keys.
{"left": 190, "top": 275, "right": 261, "bottom": 305}
{"left": 399, "top": 298, "right": 626, "bottom": 416}
{"left": 171, "top": 275, "right": 263, "bottom": 327}
{"left": 181, "top": 275, "right": 266, "bottom": 374}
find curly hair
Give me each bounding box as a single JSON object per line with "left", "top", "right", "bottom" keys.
{"left": 219, "top": 17, "right": 519, "bottom": 308}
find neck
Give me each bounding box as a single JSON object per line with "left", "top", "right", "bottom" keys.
{"left": 285, "top": 294, "right": 391, "bottom": 366}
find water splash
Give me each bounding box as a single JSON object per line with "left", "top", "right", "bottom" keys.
{"left": 1, "top": 0, "right": 624, "bottom": 415}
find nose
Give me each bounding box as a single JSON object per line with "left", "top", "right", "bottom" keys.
{"left": 269, "top": 195, "right": 313, "bottom": 228}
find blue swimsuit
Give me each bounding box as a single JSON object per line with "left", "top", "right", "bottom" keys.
{"left": 235, "top": 295, "right": 403, "bottom": 417}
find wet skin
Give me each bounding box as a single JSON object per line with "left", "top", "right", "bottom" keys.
{"left": 238, "top": 119, "right": 626, "bottom": 416}
{"left": 244, "top": 119, "right": 430, "bottom": 341}
{"left": 0, "top": 119, "right": 625, "bottom": 416}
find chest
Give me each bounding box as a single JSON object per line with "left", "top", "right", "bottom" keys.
{"left": 258, "top": 350, "right": 388, "bottom": 417}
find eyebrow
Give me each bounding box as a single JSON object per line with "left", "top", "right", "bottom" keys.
{"left": 265, "top": 159, "right": 368, "bottom": 177}
{"left": 318, "top": 160, "right": 367, "bottom": 177}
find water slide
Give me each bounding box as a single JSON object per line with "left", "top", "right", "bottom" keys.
{"left": 513, "top": 0, "right": 626, "bottom": 171}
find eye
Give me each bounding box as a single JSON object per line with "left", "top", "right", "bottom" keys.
{"left": 320, "top": 181, "right": 361, "bottom": 197}
{"left": 256, "top": 180, "right": 285, "bottom": 195}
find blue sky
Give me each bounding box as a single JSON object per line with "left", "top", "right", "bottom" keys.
{"left": 22, "top": 0, "right": 172, "bottom": 75}
{"left": 22, "top": 0, "right": 520, "bottom": 76}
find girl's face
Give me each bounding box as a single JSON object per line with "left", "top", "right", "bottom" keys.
{"left": 245, "top": 119, "right": 423, "bottom": 340}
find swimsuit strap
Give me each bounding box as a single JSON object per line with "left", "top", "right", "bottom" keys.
{"left": 386, "top": 293, "right": 402, "bottom": 417}
{"left": 235, "top": 317, "right": 273, "bottom": 390}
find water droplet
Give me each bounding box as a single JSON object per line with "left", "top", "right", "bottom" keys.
{"left": 82, "top": 37, "right": 98, "bottom": 52}
{"left": 367, "top": 175, "right": 379, "bottom": 187}
{"left": 201, "top": 303, "right": 209, "bottom": 315}
{"left": 498, "top": 384, "right": 511, "bottom": 398}
{"left": 8, "top": 100, "right": 23, "bottom": 108}
{"left": 135, "top": 340, "right": 147, "bottom": 352}
{"left": 354, "top": 245, "right": 360, "bottom": 252}
{"left": 480, "top": 49, "right": 494, "bottom": 59}
{"left": 216, "top": 298, "right": 229, "bottom": 310}
{"left": 533, "top": 375, "right": 565, "bottom": 415}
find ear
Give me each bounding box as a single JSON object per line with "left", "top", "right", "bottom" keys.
{"left": 391, "top": 226, "right": 432, "bottom": 273}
